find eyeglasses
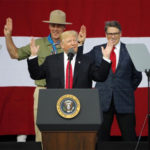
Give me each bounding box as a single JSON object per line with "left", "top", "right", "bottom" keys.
{"left": 106, "top": 32, "right": 120, "bottom": 36}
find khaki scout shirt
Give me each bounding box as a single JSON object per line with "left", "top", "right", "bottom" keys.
{"left": 17, "top": 37, "right": 63, "bottom": 87}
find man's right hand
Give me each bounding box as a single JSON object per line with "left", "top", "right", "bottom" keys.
{"left": 4, "top": 18, "right": 13, "bottom": 37}
{"left": 30, "top": 38, "right": 39, "bottom": 56}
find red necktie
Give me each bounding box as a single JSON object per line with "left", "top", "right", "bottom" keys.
{"left": 65, "top": 61, "right": 73, "bottom": 89}
{"left": 110, "top": 47, "right": 116, "bottom": 73}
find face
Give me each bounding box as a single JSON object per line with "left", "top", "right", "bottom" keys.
{"left": 61, "top": 35, "right": 78, "bottom": 54}
{"left": 49, "top": 23, "right": 65, "bottom": 42}
{"left": 106, "top": 27, "right": 121, "bottom": 46}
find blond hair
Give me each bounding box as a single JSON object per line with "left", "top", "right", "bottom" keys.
{"left": 60, "top": 30, "right": 78, "bottom": 43}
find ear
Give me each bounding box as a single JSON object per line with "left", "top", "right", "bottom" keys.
{"left": 120, "top": 32, "right": 122, "bottom": 37}
{"left": 60, "top": 42, "right": 64, "bottom": 49}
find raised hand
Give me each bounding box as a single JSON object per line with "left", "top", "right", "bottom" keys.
{"left": 30, "top": 38, "right": 40, "bottom": 56}
{"left": 101, "top": 40, "right": 114, "bottom": 59}
{"left": 4, "top": 18, "right": 13, "bottom": 37}
{"left": 78, "top": 25, "right": 86, "bottom": 45}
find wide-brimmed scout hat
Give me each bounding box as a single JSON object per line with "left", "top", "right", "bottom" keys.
{"left": 43, "top": 10, "right": 72, "bottom": 25}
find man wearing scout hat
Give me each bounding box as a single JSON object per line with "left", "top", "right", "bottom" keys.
{"left": 4, "top": 9, "right": 86, "bottom": 142}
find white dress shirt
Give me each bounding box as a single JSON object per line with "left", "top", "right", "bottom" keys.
{"left": 64, "top": 52, "right": 76, "bottom": 87}
{"left": 114, "top": 42, "right": 121, "bottom": 68}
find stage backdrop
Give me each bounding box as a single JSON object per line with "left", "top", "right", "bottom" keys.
{"left": 0, "top": 0, "right": 150, "bottom": 136}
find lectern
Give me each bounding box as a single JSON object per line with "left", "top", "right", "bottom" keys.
{"left": 37, "top": 89, "right": 103, "bottom": 150}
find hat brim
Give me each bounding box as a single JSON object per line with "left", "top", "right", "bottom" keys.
{"left": 42, "top": 20, "right": 72, "bottom": 25}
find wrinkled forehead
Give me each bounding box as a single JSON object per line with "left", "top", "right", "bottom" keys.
{"left": 106, "top": 27, "right": 121, "bottom": 33}
{"left": 49, "top": 23, "right": 66, "bottom": 28}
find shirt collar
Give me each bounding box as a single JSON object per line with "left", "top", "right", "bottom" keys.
{"left": 64, "top": 51, "right": 77, "bottom": 62}
{"left": 115, "top": 41, "right": 121, "bottom": 50}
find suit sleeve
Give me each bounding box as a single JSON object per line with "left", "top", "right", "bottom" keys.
{"left": 77, "top": 45, "right": 84, "bottom": 56}
{"left": 131, "top": 62, "right": 142, "bottom": 90}
{"left": 90, "top": 59, "right": 111, "bottom": 82}
{"left": 85, "top": 47, "right": 96, "bottom": 62}
{"left": 85, "top": 45, "right": 106, "bottom": 65}
{"left": 27, "top": 57, "right": 47, "bottom": 80}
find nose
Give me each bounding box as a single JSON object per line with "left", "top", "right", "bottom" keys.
{"left": 111, "top": 34, "right": 115, "bottom": 38}
{"left": 72, "top": 40, "right": 75, "bottom": 44}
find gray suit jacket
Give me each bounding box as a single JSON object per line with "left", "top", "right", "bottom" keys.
{"left": 87, "top": 42, "right": 142, "bottom": 113}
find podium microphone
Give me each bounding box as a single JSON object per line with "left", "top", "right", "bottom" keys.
{"left": 67, "top": 48, "right": 75, "bottom": 61}
{"left": 67, "top": 48, "right": 75, "bottom": 89}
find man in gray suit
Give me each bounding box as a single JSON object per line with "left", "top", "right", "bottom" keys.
{"left": 87, "top": 21, "right": 142, "bottom": 142}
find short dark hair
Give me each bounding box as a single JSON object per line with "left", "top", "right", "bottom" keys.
{"left": 104, "top": 21, "right": 122, "bottom": 33}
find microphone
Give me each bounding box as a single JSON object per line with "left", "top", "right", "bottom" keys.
{"left": 67, "top": 48, "right": 75, "bottom": 61}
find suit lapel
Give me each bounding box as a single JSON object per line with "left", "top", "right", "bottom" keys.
{"left": 73, "top": 55, "right": 82, "bottom": 87}
{"left": 115, "top": 43, "right": 125, "bottom": 73}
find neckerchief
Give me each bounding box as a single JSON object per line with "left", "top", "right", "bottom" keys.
{"left": 48, "top": 34, "right": 58, "bottom": 54}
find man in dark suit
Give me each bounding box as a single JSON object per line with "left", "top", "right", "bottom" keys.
{"left": 87, "top": 21, "right": 142, "bottom": 142}
{"left": 27, "top": 30, "right": 112, "bottom": 89}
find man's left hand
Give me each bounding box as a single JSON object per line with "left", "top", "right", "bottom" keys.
{"left": 78, "top": 25, "right": 86, "bottom": 46}
{"left": 101, "top": 40, "right": 113, "bottom": 59}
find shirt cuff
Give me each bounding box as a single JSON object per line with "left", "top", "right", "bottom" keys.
{"left": 29, "top": 55, "right": 37, "bottom": 60}
{"left": 103, "top": 56, "right": 111, "bottom": 63}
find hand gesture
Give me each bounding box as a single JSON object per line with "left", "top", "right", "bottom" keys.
{"left": 4, "top": 18, "right": 13, "bottom": 37}
{"left": 101, "top": 40, "right": 114, "bottom": 59}
{"left": 78, "top": 25, "right": 86, "bottom": 45}
{"left": 30, "top": 38, "right": 39, "bottom": 56}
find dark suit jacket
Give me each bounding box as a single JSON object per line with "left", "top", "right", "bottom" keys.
{"left": 27, "top": 53, "right": 111, "bottom": 89}
{"left": 87, "top": 42, "right": 142, "bottom": 113}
